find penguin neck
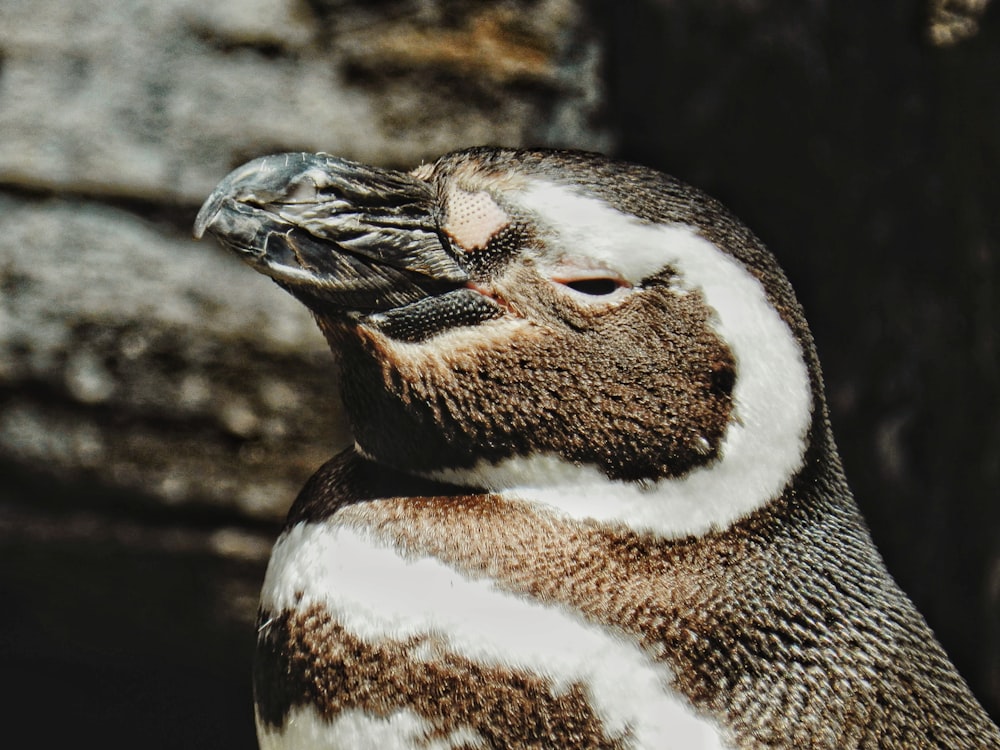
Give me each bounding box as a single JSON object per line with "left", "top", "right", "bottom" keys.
{"left": 420, "top": 353, "right": 820, "bottom": 541}
{"left": 338, "top": 321, "right": 820, "bottom": 540}
{"left": 335, "top": 201, "right": 822, "bottom": 539}
{"left": 270, "top": 426, "right": 998, "bottom": 750}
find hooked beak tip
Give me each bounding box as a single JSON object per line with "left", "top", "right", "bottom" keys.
{"left": 193, "top": 152, "right": 320, "bottom": 240}
{"left": 193, "top": 195, "right": 222, "bottom": 239}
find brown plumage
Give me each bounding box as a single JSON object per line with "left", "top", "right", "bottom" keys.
{"left": 196, "top": 147, "right": 1000, "bottom": 749}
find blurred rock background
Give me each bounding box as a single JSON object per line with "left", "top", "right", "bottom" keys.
{"left": 0, "top": 0, "right": 996, "bottom": 746}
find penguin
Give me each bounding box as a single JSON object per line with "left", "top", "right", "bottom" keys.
{"left": 195, "top": 148, "right": 1000, "bottom": 749}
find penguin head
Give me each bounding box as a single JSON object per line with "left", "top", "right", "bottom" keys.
{"left": 197, "top": 148, "right": 822, "bottom": 535}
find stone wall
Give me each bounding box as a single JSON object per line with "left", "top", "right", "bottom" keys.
{"left": 0, "top": 0, "right": 606, "bottom": 522}
{"left": 0, "top": 1, "right": 606, "bottom": 746}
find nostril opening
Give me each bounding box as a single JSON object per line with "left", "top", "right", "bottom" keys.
{"left": 279, "top": 176, "right": 320, "bottom": 204}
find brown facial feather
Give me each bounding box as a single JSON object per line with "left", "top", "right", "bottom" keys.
{"left": 329, "top": 268, "right": 736, "bottom": 482}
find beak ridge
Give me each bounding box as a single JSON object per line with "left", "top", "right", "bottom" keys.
{"left": 194, "top": 153, "right": 469, "bottom": 314}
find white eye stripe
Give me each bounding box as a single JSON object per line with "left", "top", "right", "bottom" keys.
{"left": 430, "top": 182, "right": 812, "bottom": 539}
{"left": 516, "top": 182, "right": 668, "bottom": 283}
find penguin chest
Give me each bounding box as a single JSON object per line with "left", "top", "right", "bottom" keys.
{"left": 254, "top": 507, "right": 733, "bottom": 750}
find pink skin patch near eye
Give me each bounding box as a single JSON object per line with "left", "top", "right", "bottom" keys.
{"left": 443, "top": 187, "right": 511, "bottom": 251}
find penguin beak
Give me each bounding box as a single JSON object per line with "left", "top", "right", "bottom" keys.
{"left": 194, "top": 153, "right": 472, "bottom": 319}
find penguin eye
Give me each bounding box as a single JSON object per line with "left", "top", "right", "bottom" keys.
{"left": 561, "top": 277, "right": 626, "bottom": 296}
{"left": 552, "top": 275, "right": 631, "bottom": 297}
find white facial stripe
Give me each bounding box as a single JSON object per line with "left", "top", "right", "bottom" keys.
{"left": 428, "top": 183, "right": 812, "bottom": 538}
{"left": 260, "top": 522, "right": 732, "bottom": 750}
{"left": 257, "top": 706, "right": 486, "bottom": 750}
{"left": 362, "top": 315, "right": 536, "bottom": 390}
{"left": 515, "top": 181, "right": 678, "bottom": 282}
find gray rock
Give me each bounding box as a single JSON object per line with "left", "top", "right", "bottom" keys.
{"left": 0, "top": 7, "right": 608, "bottom": 741}
{"left": 0, "top": 195, "right": 340, "bottom": 519}
{"left": 0, "top": 0, "right": 607, "bottom": 518}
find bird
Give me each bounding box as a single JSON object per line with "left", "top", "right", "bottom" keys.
{"left": 195, "top": 147, "right": 1000, "bottom": 749}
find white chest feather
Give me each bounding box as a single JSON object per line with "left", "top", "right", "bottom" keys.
{"left": 259, "top": 521, "right": 735, "bottom": 750}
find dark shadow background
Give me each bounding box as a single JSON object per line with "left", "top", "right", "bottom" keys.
{"left": 0, "top": 466, "right": 266, "bottom": 748}
{"left": 598, "top": 0, "right": 999, "bottom": 725}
